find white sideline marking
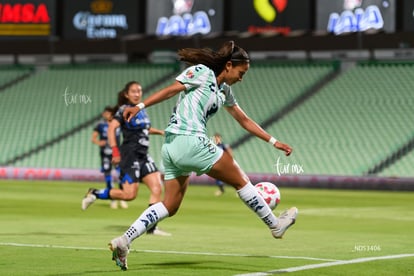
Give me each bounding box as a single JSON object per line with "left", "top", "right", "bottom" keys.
{"left": 234, "top": 253, "right": 414, "bottom": 275}
{"left": 0, "top": 242, "right": 338, "bottom": 262}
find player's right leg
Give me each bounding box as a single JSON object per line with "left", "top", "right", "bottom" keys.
{"left": 108, "top": 176, "right": 188, "bottom": 270}
{"left": 108, "top": 235, "right": 129, "bottom": 271}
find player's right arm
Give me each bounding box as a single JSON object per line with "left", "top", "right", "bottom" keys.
{"left": 91, "top": 130, "right": 106, "bottom": 147}
{"left": 123, "top": 81, "right": 185, "bottom": 122}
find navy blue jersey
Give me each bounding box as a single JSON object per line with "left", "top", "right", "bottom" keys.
{"left": 114, "top": 105, "right": 151, "bottom": 156}
{"left": 93, "top": 120, "right": 121, "bottom": 149}
{"left": 217, "top": 142, "right": 228, "bottom": 152}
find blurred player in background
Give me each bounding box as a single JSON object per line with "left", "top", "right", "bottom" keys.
{"left": 83, "top": 81, "right": 170, "bottom": 236}
{"left": 108, "top": 41, "right": 297, "bottom": 271}
{"left": 212, "top": 132, "right": 233, "bottom": 196}
{"left": 91, "top": 106, "right": 128, "bottom": 209}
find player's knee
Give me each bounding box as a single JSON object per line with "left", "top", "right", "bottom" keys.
{"left": 149, "top": 184, "right": 162, "bottom": 196}
{"left": 123, "top": 192, "right": 137, "bottom": 201}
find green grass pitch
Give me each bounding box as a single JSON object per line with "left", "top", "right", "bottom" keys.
{"left": 0, "top": 179, "right": 413, "bottom": 275}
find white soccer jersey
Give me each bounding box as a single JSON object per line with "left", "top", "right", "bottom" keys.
{"left": 165, "top": 64, "right": 237, "bottom": 136}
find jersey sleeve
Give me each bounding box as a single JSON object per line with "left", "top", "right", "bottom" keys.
{"left": 176, "top": 64, "right": 211, "bottom": 92}
{"left": 221, "top": 83, "right": 237, "bottom": 106}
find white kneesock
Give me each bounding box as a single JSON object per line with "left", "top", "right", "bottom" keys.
{"left": 237, "top": 182, "right": 278, "bottom": 228}
{"left": 124, "top": 202, "right": 169, "bottom": 243}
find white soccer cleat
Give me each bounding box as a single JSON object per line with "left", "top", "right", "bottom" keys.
{"left": 271, "top": 207, "right": 298, "bottom": 239}
{"left": 108, "top": 235, "right": 130, "bottom": 271}
{"left": 119, "top": 200, "right": 129, "bottom": 209}
{"left": 81, "top": 189, "right": 96, "bottom": 210}
{"left": 110, "top": 200, "right": 118, "bottom": 209}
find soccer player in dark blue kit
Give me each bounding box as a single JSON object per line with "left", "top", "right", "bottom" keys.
{"left": 91, "top": 106, "right": 127, "bottom": 209}
{"left": 83, "top": 81, "right": 170, "bottom": 236}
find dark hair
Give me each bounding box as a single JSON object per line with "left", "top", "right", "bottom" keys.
{"left": 178, "top": 41, "right": 250, "bottom": 75}
{"left": 103, "top": 105, "right": 113, "bottom": 112}
{"left": 111, "top": 81, "right": 140, "bottom": 115}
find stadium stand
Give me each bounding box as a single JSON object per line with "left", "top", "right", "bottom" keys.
{"left": 0, "top": 63, "right": 179, "bottom": 167}
{"left": 2, "top": 61, "right": 414, "bottom": 179}
{"left": 0, "top": 65, "right": 34, "bottom": 89}
{"left": 207, "top": 62, "right": 338, "bottom": 142}
{"left": 234, "top": 61, "right": 414, "bottom": 175}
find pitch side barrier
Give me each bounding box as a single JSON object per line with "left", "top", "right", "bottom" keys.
{"left": 1, "top": 167, "right": 413, "bottom": 191}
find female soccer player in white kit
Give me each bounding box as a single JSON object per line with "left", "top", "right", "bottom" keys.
{"left": 108, "top": 41, "right": 298, "bottom": 271}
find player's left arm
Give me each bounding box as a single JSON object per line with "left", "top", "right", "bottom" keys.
{"left": 108, "top": 119, "right": 122, "bottom": 164}
{"left": 225, "top": 105, "right": 292, "bottom": 156}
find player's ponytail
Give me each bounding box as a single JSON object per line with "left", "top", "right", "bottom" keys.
{"left": 178, "top": 41, "right": 249, "bottom": 76}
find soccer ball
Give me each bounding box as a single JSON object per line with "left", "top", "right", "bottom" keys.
{"left": 255, "top": 182, "right": 281, "bottom": 210}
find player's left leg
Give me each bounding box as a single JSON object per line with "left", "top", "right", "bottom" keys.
{"left": 103, "top": 154, "right": 118, "bottom": 209}
{"left": 109, "top": 180, "right": 138, "bottom": 201}
{"left": 207, "top": 152, "right": 297, "bottom": 239}
{"left": 81, "top": 180, "right": 138, "bottom": 210}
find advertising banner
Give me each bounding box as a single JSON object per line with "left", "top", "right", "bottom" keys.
{"left": 146, "top": 0, "right": 223, "bottom": 36}
{"left": 0, "top": 0, "right": 54, "bottom": 38}
{"left": 316, "top": 0, "right": 396, "bottom": 35}
{"left": 228, "top": 0, "right": 311, "bottom": 35}
{"left": 62, "top": 0, "right": 139, "bottom": 39}
{"left": 402, "top": 0, "right": 414, "bottom": 31}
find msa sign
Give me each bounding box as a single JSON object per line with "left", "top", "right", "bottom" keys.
{"left": 0, "top": 1, "right": 54, "bottom": 36}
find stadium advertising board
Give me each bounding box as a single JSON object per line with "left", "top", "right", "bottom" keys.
{"left": 402, "top": 0, "right": 414, "bottom": 31}
{"left": 146, "top": 0, "right": 223, "bottom": 36}
{"left": 228, "top": 0, "right": 311, "bottom": 35}
{"left": 63, "top": 0, "right": 138, "bottom": 39}
{"left": 0, "top": 0, "right": 54, "bottom": 38}
{"left": 316, "top": 0, "right": 396, "bottom": 35}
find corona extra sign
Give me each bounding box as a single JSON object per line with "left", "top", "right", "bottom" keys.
{"left": 65, "top": 0, "right": 136, "bottom": 39}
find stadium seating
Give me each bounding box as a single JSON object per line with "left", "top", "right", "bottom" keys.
{"left": 3, "top": 61, "right": 414, "bottom": 179}
{"left": 0, "top": 65, "right": 33, "bottom": 87}
{"left": 234, "top": 62, "right": 414, "bottom": 175}
{"left": 0, "top": 63, "right": 178, "bottom": 167}
{"left": 207, "top": 62, "right": 336, "bottom": 142}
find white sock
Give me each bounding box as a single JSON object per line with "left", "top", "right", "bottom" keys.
{"left": 237, "top": 182, "right": 278, "bottom": 228}
{"left": 123, "top": 202, "right": 169, "bottom": 243}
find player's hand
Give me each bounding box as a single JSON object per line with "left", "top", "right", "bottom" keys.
{"left": 111, "top": 146, "right": 121, "bottom": 165}
{"left": 112, "top": 156, "right": 121, "bottom": 165}
{"left": 274, "top": 141, "right": 292, "bottom": 156}
{"left": 123, "top": 106, "right": 139, "bottom": 122}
